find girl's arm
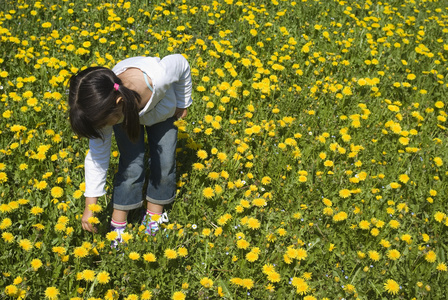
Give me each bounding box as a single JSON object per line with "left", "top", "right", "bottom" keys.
{"left": 84, "top": 126, "right": 113, "bottom": 197}
{"left": 82, "top": 126, "right": 113, "bottom": 232}
{"left": 174, "top": 107, "right": 188, "bottom": 119}
{"left": 159, "top": 54, "right": 193, "bottom": 109}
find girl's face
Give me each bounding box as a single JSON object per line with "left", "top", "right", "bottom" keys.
{"left": 106, "top": 113, "right": 123, "bottom": 126}
{"left": 105, "top": 97, "right": 124, "bottom": 126}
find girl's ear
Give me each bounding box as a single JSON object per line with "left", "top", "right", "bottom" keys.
{"left": 116, "top": 97, "right": 123, "bottom": 105}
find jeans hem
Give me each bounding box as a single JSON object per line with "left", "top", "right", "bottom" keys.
{"left": 146, "top": 194, "right": 175, "bottom": 205}
{"left": 113, "top": 201, "right": 143, "bottom": 211}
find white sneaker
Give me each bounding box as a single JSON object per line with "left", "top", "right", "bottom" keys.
{"left": 110, "top": 226, "right": 125, "bottom": 249}
{"left": 142, "top": 212, "right": 169, "bottom": 236}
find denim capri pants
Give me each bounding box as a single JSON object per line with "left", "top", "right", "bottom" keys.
{"left": 112, "top": 117, "right": 177, "bottom": 210}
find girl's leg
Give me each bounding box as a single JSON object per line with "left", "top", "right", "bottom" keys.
{"left": 146, "top": 202, "right": 164, "bottom": 214}
{"left": 111, "top": 209, "right": 128, "bottom": 223}
{"left": 112, "top": 123, "right": 146, "bottom": 223}
{"left": 142, "top": 117, "right": 178, "bottom": 234}
{"left": 145, "top": 116, "right": 178, "bottom": 207}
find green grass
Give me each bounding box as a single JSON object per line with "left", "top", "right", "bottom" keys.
{"left": 0, "top": 0, "right": 447, "bottom": 299}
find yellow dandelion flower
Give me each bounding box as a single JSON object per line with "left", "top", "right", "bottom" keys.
{"left": 217, "top": 213, "right": 232, "bottom": 225}
{"left": 434, "top": 101, "right": 444, "bottom": 108}
{"left": 73, "top": 190, "right": 83, "bottom": 199}
{"left": 88, "top": 204, "right": 102, "bottom": 213}
{"left": 0, "top": 172, "right": 8, "bottom": 183}
{"left": 31, "top": 206, "right": 44, "bottom": 215}
{"left": 398, "top": 174, "right": 410, "bottom": 183}
{"left": 121, "top": 232, "right": 133, "bottom": 243}
{"left": 236, "top": 239, "right": 250, "bottom": 249}
{"left": 387, "top": 249, "right": 401, "bottom": 261}
{"left": 143, "top": 253, "right": 157, "bottom": 262}
{"left": 252, "top": 198, "right": 267, "bottom": 207}
{"left": 217, "top": 152, "right": 227, "bottom": 162}
{"left": 262, "top": 264, "right": 275, "bottom": 276}
{"left": 246, "top": 251, "right": 259, "bottom": 262}
{"left": 2, "top": 232, "right": 14, "bottom": 243}
{"left": 87, "top": 217, "right": 99, "bottom": 224}
{"left": 230, "top": 277, "right": 244, "bottom": 286}
{"left": 82, "top": 269, "right": 95, "bottom": 281}
{"left": 295, "top": 280, "right": 309, "bottom": 295}
{"left": 401, "top": 234, "right": 412, "bottom": 244}
{"left": 200, "top": 277, "right": 213, "bottom": 288}
{"left": 277, "top": 228, "right": 287, "bottom": 236}
{"left": 18, "top": 239, "right": 33, "bottom": 251}
{"left": 246, "top": 217, "right": 260, "bottom": 229}
{"left": 267, "top": 271, "right": 281, "bottom": 283}
{"left": 323, "top": 160, "right": 334, "bottom": 167}
{"left": 172, "top": 291, "right": 186, "bottom": 300}
{"left": 368, "top": 250, "right": 380, "bottom": 261}
{"left": 434, "top": 211, "right": 446, "bottom": 223}
{"left": 425, "top": 250, "right": 437, "bottom": 263}
{"left": 390, "top": 182, "right": 401, "bottom": 189}
{"left": 202, "top": 187, "right": 215, "bottom": 198}
{"left": 178, "top": 247, "right": 188, "bottom": 257}
{"left": 106, "top": 231, "right": 118, "bottom": 241}
{"left": 197, "top": 150, "right": 208, "bottom": 159}
{"left": 298, "top": 175, "right": 307, "bottom": 182}
{"left": 339, "top": 189, "right": 351, "bottom": 198}
{"left": 192, "top": 163, "right": 204, "bottom": 170}
{"left": 261, "top": 176, "right": 272, "bottom": 185}
{"left": 126, "top": 294, "right": 139, "bottom": 300}
{"left": 202, "top": 228, "right": 211, "bottom": 236}
{"left": 437, "top": 262, "right": 447, "bottom": 271}
{"left": 151, "top": 214, "right": 161, "bottom": 222}
{"left": 44, "top": 286, "right": 59, "bottom": 300}
{"left": 286, "top": 247, "right": 298, "bottom": 259}
{"left": 380, "top": 239, "right": 391, "bottom": 248}
{"left": 50, "top": 186, "right": 64, "bottom": 198}
{"left": 239, "top": 278, "right": 253, "bottom": 290}
{"left": 0, "top": 218, "right": 12, "bottom": 230}
{"left": 129, "top": 252, "right": 140, "bottom": 260}
{"left": 52, "top": 246, "right": 66, "bottom": 255}
{"left": 5, "top": 285, "right": 18, "bottom": 296}
{"left": 296, "top": 248, "right": 307, "bottom": 260}
{"left": 97, "top": 271, "right": 110, "bottom": 284}
{"left": 383, "top": 279, "right": 400, "bottom": 295}
{"left": 389, "top": 219, "right": 400, "bottom": 229}
{"left": 31, "top": 258, "right": 43, "bottom": 270}
{"left": 13, "top": 276, "right": 23, "bottom": 285}
{"left": 333, "top": 211, "right": 348, "bottom": 222}
{"left": 359, "top": 220, "right": 370, "bottom": 230}
{"left": 165, "top": 248, "right": 178, "bottom": 259}
{"left": 407, "top": 74, "right": 416, "bottom": 80}
{"left": 141, "top": 290, "right": 152, "bottom": 300}
{"left": 73, "top": 246, "right": 88, "bottom": 258}
{"left": 214, "top": 226, "right": 223, "bottom": 236}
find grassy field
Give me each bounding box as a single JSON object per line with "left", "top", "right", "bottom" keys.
{"left": 1, "top": 0, "right": 448, "bottom": 299}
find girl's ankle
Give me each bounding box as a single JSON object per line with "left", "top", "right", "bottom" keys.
{"left": 146, "top": 209, "right": 162, "bottom": 216}
{"left": 111, "top": 219, "right": 127, "bottom": 229}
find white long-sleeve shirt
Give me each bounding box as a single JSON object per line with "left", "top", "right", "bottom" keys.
{"left": 84, "top": 54, "right": 193, "bottom": 197}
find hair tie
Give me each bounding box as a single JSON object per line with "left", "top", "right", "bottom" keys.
{"left": 113, "top": 83, "right": 119, "bottom": 91}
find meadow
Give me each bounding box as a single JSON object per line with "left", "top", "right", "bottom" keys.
{"left": 1, "top": 0, "right": 447, "bottom": 299}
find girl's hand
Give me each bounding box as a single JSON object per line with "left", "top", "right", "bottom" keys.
{"left": 174, "top": 107, "right": 187, "bottom": 119}
{"left": 82, "top": 197, "right": 98, "bottom": 233}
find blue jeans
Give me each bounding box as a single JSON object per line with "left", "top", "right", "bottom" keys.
{"left": 112, "top": 117, "right": 178, "bottom": 210}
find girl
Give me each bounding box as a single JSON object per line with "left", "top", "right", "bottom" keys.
{"left": 68, "top": 54, "right": 193, "bottom": 241}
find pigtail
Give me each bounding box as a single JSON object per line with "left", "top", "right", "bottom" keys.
{"left": 115, "top": 84, "right": 141, "bottom": 142}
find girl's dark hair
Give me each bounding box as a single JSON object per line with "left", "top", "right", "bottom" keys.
{"left": 68, "top": 67, "right": 141, "bottom": 141}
